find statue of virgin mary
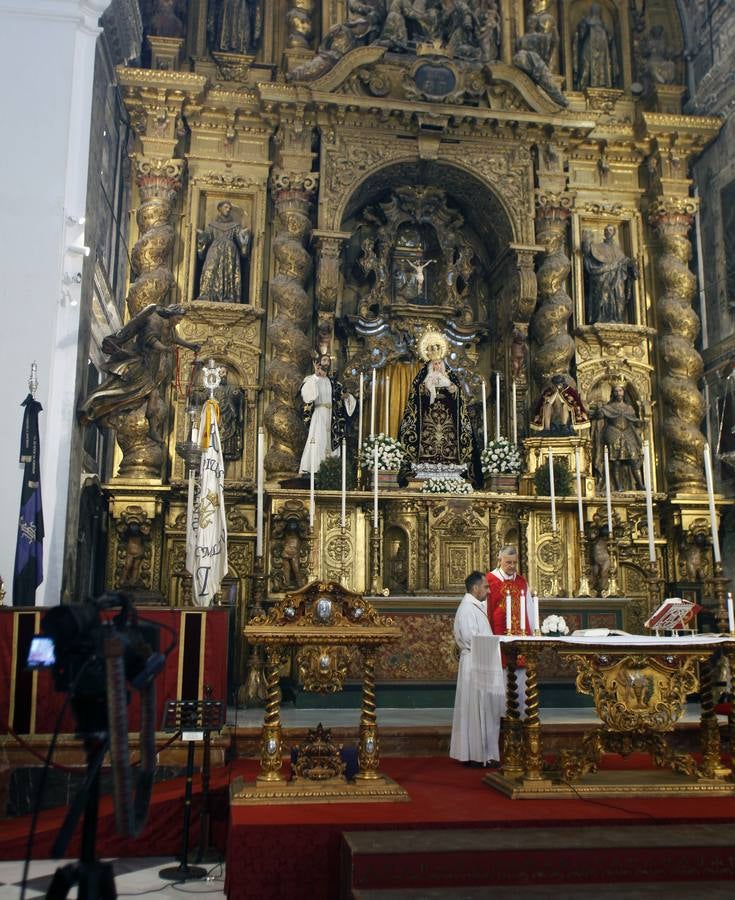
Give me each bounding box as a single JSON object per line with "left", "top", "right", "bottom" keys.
{"left": 398, "top": 331, "right": 477, "bottom": 475}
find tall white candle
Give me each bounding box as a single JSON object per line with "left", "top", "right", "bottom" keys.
{"left": 256, "top": 427, "right": 264, "bottom": 557}
{"left": 642, "top": 441, "right": 656, "bottom": 563}
{"left": 309, "top": 438, "right": 316, "bottom": 527}
{"left": 603, "top": 446, "right": 613, "bottom": 535}
{"left": 481, "top": 379, "right": 488, "bottom": 448}
{"left": 373, "top": 442, "right": 379, "bottom": 528}
{"left": 703, "top": 442, "right": 722, "bottom": 563}
{"left": 512, "top": 379, "right": 518, "bottom": 446}
{"left": 548, "top": 447, "right": 557, "bottom": 532}
{"left": 520, "top": 591, "right": 526, "bottom": 633}
{"left": 384, "top": 373, "right": 390, "bottom": 435}
{"left": 495, "top": 372, "right": 501, "bottom": 441}
{"left": 505, "top": 588, "right": 512, "bottom": 632}
{"left": 341, "top": 438, "right": 347, "bottom": 528}
{"left": 727, "top": 592, "right": 735, "bottom": 634}
{"left": 358, "top": 373, "right": 364, "bottom": 454}
{"left": 370, "top": 367, "right": 376, "bottom": 437}
{"left": 533, "top": 592, "right": 540, "bottom": 633}
{"left": 574, "top": 446, "right": 584, "bottom": 534}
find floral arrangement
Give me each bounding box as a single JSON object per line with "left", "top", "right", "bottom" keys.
{"left": 480, "top": 438, "right": 523, "bottom": 476}
{"left": 534, "top": 458, "right": 573, "bottom": 496}
{"left": 360, "top": 434, "right": 406, "bottom": 471}
{"left": 315, "top": 455, "right": 357, "bottom": 490}
{"left": 541, "top": 614, "right": 570, "bottom": 636}
{"left": 421, "top": 477, "right": 474, "bottom": 494}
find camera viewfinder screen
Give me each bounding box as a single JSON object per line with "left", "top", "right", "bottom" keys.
{"left": 26, "top": 636, "right": 56, "bottom": 669}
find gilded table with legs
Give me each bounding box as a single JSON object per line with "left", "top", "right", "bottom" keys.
{"left": 476, "top": 634, "right": 735, "bottom": 798}
{"left": 231, "top": 580, "right": 408, "bottom": 804}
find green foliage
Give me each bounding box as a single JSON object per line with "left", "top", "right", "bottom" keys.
{"left": 534, "top": 458, "right": 573, "bottom": 496}
{"left": 314, "top": 454, "right": 357, "bottom": 490}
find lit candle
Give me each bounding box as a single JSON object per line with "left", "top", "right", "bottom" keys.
{"left": 574, "top": 445, "right": 584, "bottom": 534}
{"left": 256, "top": 427, "right": 264, "bottom": 557}
{"left": 481, "top": 379, "right": 488, "bottom": 448}
{"left": 384, "top": 373, "right": 390, "bottom": 435}
{"left": 309, "top": 438, "right": 316, "bottom": 527}
{"left": 341, "top": 438, "right": 347, "bottom": 529}
{"left": 505, "top": 588, "right": 512, "bottom": 633}
{"left": 533, "top": 592, "right": 540, "bottom": 634}
{"left": 495, "top": 372, "right": 501, "bottom": 441}
{"left": 520, "top": 591, "right": 526, "bottom": 633}
{"left": 370, "top": 367, "right": 377, "bottom": 437}
{"left": 603, "top": 446, "right": 613, "bottom": 535}
{"left": 358, "top": 372, "right": 364, "bottom": 454}
{"left": 727, "top": 592, "right": 735, "bottom": 634}
{"left": 642, "top": 441, "right": 656, "bottom": 563}
{"left": 373, "top": 442, "right": 379, "bottom": 528}
{"left": 512, "top": 379, "right": 518, "bottom": 446}
{"left": 703, "top": 442, "right": 721, "bottom": 563}
{"left": 548, "top": 447, "right": 556, "bottom": 532}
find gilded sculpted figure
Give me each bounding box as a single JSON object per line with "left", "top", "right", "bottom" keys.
{"left": 207, "top": 0, "right": 262, "bottom": 54}
{"left": 573, "top": 4, "right": 618, "bottom": 90}
{"left": 477, "top": 0, "right": 501, "bottom": 62}
{"left": 513, "top": 14, "right": 568, "bottom": 107}
{"left": 582, "top": 225, "right": 637, "bottom": 324}
{"left": 197, "top": 201, "right": 251, "bottom": 303}
{"left": 281, "top": 520, "right": 306, "bottom": 589}
{"left": 590, "top": 524, "right": 611, "bottom": 595}
{"left": 530, "top": 374, "right": 589, "bottom": 437}
{"left": 641, "top": 25, "right": 676, "bottom": 87}
{"left": 379, "top": 0, "right": 435, "bottom": 50}
{"left": 591, "top": 385, "right": 645, "bottom": 492}
{"left": 398, "top": 331, "right": 476, "bottom": 472}
{"left": 119, "top": 520, "right": 151, "bottom": 587}
{"left": 149, "top": 0, "right": 186, "bottom": 37}
{"left": 79, "top": 304, "right": 200, "bottom": 444}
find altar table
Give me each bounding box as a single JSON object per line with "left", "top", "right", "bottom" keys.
{"left": 473, "top": 634, "right": 735, "bottom": 798}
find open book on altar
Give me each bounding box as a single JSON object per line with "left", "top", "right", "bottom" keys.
{"left": 571, "top": 628, "right": 629, "bottom": 637}
{"left": 644, "top": 597, "right": 701, "bottom": 632}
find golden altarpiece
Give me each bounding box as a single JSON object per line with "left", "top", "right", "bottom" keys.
{"left": 83, "top": 0, "right": 727, "bottom": 706}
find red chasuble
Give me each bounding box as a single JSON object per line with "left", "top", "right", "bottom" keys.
{"left": 486, "top": 570, "right": 531, "bottom": 666}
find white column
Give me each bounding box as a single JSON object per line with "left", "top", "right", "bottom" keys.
{"left": 0, "top": 1, "right": 110, "bottom": 604}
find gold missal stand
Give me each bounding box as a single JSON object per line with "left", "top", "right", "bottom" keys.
{"left": 231, "top": 581, "right": 409, "bottom": 805}
{"left": 484, "top": 635, "right": 735, "bottom": 799}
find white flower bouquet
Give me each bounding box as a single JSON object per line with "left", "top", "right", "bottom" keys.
{"left": 480, "top": 438, "right": 523, "bottom": 475}
{"left": 360, "top": 433, "right": 406, "bottom": 472}
{"left": 421, "top": 477, "right": 474, "bottom": 494}
{"left": 541, "top": 614, "right": 569, "bottom": 636}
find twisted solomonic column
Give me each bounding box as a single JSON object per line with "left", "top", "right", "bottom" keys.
{"left": 264, "top": 172, "right": 318, "bottom": 477}
{"left": 531, "top": 192, "right": 575, "bottom": 384}
{"left": 127, "top": 157, "right": 183, "bottom": 315}
{"left": 648, "top": 197, "right": 705, "bottom": 492}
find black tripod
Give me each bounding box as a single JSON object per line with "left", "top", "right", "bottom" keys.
{"left": 46, "top": 737, "right": 116, "bottom": 900}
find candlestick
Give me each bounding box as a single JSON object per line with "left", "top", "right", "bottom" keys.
{"left": 309, "top": 438, "right": 316, "bottom": 527}
{"left": 384, "top": 373, "right": 390, "bottom": 435}
{"left": 505, "top": 588, "right": 512, "bottom": 634}
{"left": 370, "top": 368, "right": 376, "bottom": 437}
{"left": 512, "top": 379, "right": 518, "bottom": 446}
{"left": 603, "top": 446, "right": 613, "bottom": 535}
{"left": 373, "top": 442, "right": 379, "bottom": 528}
{"left": 256, "top": 427, "right": 264, "bottom": 557}
{"left": 574, "top": 446, "right": 584, "bottom": 533}
{"left": 520, "top": 591, "right": 526, "bottom": 633}
{"left": 495, "top": 372, "right": 501, "bottom": 442}
{"left": 703, "top": 442, "right": 722, "bottom": 563}
{"left": 533, "top": 592, "right": 540, "bottom": 635}
{"left": 727, "top": 592, "right": 735, "bottom": 634}
{"left": 548, "top": 447, "right": 556, "bottom": 532}
{"left": 481, "top": 379, "right": 488, "bottom": 448}
{"left": 358, "top": 373, "right": 364, "bottom": 454}
{"left": 642, "top": 441, "right": 656, "bottom": 563}
{"left": 341, "top": 438, "right": 347, "bottom": 528}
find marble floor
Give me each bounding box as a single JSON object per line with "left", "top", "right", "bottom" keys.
{"left": 0, "top": 857, "right": 226, "bottom": 899}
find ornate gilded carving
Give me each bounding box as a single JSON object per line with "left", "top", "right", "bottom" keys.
{"left": 292, "top": 723, "right": 346, "bottom": 780}
{"left": 297, "top": 645, "right": 351, "bottom": 691}
{"left": 648, "top": 198, "right": 705, "bottom": 491}
{"left": 286, "top": 0, "right": 315, "bottom": 49}
{"left": 115, "top": 505, "right": 153, "bottom": 588}
{"left": 531, "top": 191, "right": 575, "bottom": 385}
{"left": 264, "top": 169, "right": 317, "bottom": 477}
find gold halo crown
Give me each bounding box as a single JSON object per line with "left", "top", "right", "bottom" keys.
{"left": 417, "top": 330, "right": 449, "bottom": 362}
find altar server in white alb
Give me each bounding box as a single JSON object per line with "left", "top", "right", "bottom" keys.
{"left": 450, "top": 571, "right": 505, "bottom": 767}
{"left": 299, "top": 354, "right": 356, "bottom": 474}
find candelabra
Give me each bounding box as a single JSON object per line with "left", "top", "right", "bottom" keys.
{"left": 710, "top": 561, "right": 731, "bottom": 633}
{"left": 370, "top": 513, "right": 382, "bottom": 596}
{"left": 338, "top": 523, "right": 348, "bottom": 588}
{"left": 645, "top": 557, "right": 665, "bottom": 621}
{"left": 602, "top": 536, "right": 621, "bottom": 598}
{"left": 576, "top": 530, "right": 592, "bottom": 597}
{"left": 549, "top": 530, "right": 562, "bottom": 597}
{"left": 241, "top": 555, "right": 267, "bottom": 706}
{"left": 307, "top": 521, "right": 318, "bottom": 581}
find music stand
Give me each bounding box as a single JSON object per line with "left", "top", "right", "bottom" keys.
{"left": 159, "top": 699, "right": 225, "bottom": 882}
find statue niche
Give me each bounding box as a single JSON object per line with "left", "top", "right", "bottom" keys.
{"left": 354, "top": 186, "right": 478, "bottom": 321}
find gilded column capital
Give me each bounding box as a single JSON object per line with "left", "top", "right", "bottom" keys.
{"left": 132, "top": 156, "right": 184, "bottom": 202}
{"left": 648, "top": 196, "right": 699, "bottom": 228}
{"left": 271, "top": 170, "right": 319, "bottom": 198}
